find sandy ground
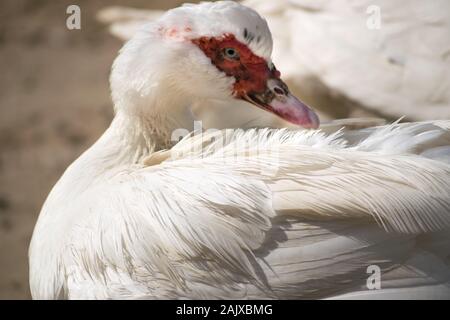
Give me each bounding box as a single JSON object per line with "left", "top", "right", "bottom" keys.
{"left": 0, "top": 0, "right": 191, "bottom": 300}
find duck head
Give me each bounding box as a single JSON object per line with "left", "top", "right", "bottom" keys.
{"left": 110, "top": 1, "right": 319, "bottom": 132}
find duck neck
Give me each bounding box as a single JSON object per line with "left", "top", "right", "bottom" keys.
{"left": 112, "top": 96, "right": 196, "bottom": 153}
{"left": 92, "top": 105, "right": 195, "bottom": 169}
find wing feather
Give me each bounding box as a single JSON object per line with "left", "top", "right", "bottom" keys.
{"left": 64, "top": 123, "right": 450, "bottom": 298}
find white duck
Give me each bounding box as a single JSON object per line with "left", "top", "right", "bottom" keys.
{"left": 30, "top": 1, "right": 450, "bottom": 299}
{"left": 98, "top": 0, "right": 450, "bottom": 122}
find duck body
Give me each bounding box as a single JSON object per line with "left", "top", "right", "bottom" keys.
{"left": 30, "top": 1, "right": 450, "bottom": 299}
{"left": 30, "top": 118, "right": 450, "bottom": 299}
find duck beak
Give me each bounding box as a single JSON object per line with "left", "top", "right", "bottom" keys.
{"left": 242, "top": 78, "right": 319, "bottom": 129}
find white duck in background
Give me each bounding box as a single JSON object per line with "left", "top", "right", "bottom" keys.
{"left": 98, "top": 0, "right": 450, "bottom": 122}
{"left": 30, "top": 1, "right": 450, "bottom": 299}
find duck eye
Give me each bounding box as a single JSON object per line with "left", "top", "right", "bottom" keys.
{"left": 224, "top": 48, "right": 239, "bottom": 60}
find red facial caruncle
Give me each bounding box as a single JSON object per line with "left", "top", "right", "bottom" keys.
{"left": 191, "top": 33, "right": 319, "bottom": 129}
{"left": 192, "top": 34, "right": 280, "bottom": 99}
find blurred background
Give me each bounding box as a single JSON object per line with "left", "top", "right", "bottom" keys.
{"left": 0, "top": 0, "right": 190, "bottom": 299}
{"left": 0, "top": 0, "right": 449, "bottom": 299}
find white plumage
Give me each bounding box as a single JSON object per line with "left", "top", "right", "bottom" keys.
{"left": 249, "top": 0, "right": 450, "bottom": 121}
{"left": 98, "top": 0, "right": 450, "bottom": 121}
{"left": 30, "top": 1, "right": 450, "bottom": 299}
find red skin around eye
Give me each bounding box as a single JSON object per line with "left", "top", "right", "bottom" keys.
{"left": 191, "top": 34, "right": 281, "bottom": 98}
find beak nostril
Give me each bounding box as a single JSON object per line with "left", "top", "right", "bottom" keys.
{"left": 273, "top": 86, "right": 285, "bottom": 95}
